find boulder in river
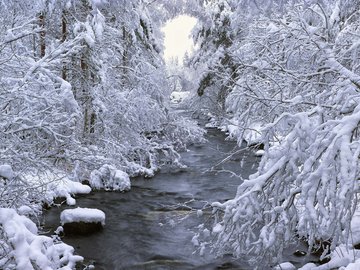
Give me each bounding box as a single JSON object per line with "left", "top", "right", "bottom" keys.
{"left": 60, "top": 207, "right": 105, "bottom": 235}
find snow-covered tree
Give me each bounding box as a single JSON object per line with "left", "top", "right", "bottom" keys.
{"left": 190, "top": 0, "right": 360, "bottom": 266}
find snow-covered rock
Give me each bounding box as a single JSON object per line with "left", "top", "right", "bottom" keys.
{"left": 298, "top": 245, "right": 360, "bottom": 270}
{"left": 341, "top": 258, "right": 360, "bottom": 270}
{"left": 0, "top": 164, "right": 14, "bottom": 179}
{"left": 170, "top": 91, "right": 190, "bottom": 103}
{"left": 47, "top": 177, "right": 91, "bottom": 206}
{"left": 60, "top": 207, "right": 106, "bottom": 235}
{"left": 60, "top": 207, "right": 105, "bottom": 226}
{"left": 90, "top": 164, "right": 131, "bottom": 191}
{"left": 255, "top": 149, "right": 265, "bottom": 157}
{"left": 298, "top": 263, "right": 317, "bottom": 270}
{"left": 0, "top": 208, "right": 83, "bottom": 270}
{"left": 226, "top": 124, "right": 240, "bottom": 139}
{"left": 243, "top": 122, "right": 263, "bottom": 146}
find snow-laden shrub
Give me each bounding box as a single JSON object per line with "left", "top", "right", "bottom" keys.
{"left": 90, "top": 164, "right": 131, "bottom": 191}
{"left": 0, "top": 208, "right": 83, "bottom": 270}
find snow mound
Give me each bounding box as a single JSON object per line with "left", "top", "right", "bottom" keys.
{"left": 274, "top": 262, "right": 296, "bottom": 270}
{"left": 25, "top": 171, "right": 91, "bottom": 206}
{"left": 0, "top": 164, "right": 14, "bottom": 179}
{"left": 170, "top": 91, "right": 190, "bottom": 103}
{"left": 299, "top": 245, "right": 360, "bottom": 270}
{"left": 342, "top": 258, "right": 360, "bottom": 270}
{"left": 90, "top": 164, "right": 131, "bottom": 191}
{"left": 225, "top": 124, "right": 240, "bottom": 139}
{"left": 47, "top": 177, "right": 91, "bottom": 206}
{"left": 60, "top": 207, "right": 106, "bottom": 226}
{"left": 243, "top": 122, "right": 263, "bottom": 146}
{"left": 255, "top": 150, "right": 265, "bottom": 157}
{"left": 0, "top": 208, "right": 82, "bottom": 270}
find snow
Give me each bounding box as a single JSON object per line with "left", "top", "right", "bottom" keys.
{"left": 286, "top": 95, "right": 303, "bottom": 105}
{"left": 243, "top": 122, "right": 263, "bottom": 146}
{"left": 274, "top": 262, "right": 296, "bottom": 270}
{"left": 90, "top": 164, "right": 131, "bottom": 191}
{"left": 0, "top": 164, "right": 14, "bottom": 179}
{"left": 0, "top": 208, "right": 83, "bottom": 270}
{"left": 255, "top": 150, "right": 265, "bottom": 157}
{"left": 213, "top": 223, "right": 223, "bottom": 233}
{"left": 170, "top": 91, "right": 190, "bottom": 103}
{"left": 90, "top": 0, "right": 108, "bottom": 8}
{"left": 342, "top": 258, "right": 360, "bottom": 270}
{"left": 298, "top": 245, "right": 360, "bottom": 270}
{"left": 298, "top": 263, "right": 317, "bottom": 270}
{"left": 17, "top": 205, "right": 34, "bottom": 216}
{"left": 225, "top": 124, "right": 240, "bottom": 139}
{"left": 47, "top": 178, "right": 91, "bottom": 206}
{"left": 60, "top": 207, "right": 106, "bottom": 226}
{"left": 24, "top": 171, "right": 91, "bottom": 206}
{"left": 350, "top": 210, "right": 360, "bottom": 247}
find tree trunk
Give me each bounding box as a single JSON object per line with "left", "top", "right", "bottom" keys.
{"left": 39, "top": 12, "right": 46, "bottom": 57}
{"left": 62, "top": 10, "right": 67, "bottom": 80}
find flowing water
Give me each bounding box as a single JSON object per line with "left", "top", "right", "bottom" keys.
{"left": 43, "top": 120, "right": 318, "bottom": 270}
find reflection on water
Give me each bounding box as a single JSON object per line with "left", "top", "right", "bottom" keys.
{"left": 43, "top": 127, "right": 316, "bottom": 270}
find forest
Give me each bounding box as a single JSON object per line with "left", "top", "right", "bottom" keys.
{"left": 1, "top": 0, "right": 360, "bottom": 269}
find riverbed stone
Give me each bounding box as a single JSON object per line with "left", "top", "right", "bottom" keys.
{"left": 62, "top": 221, "right": 103, "bottom": 235}
{"left": 60, "top": 207, "right": 106, "bottom": 235}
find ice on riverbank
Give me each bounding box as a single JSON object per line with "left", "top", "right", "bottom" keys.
{"left": 0, "top": 208, "right": 83, "bottom": 270}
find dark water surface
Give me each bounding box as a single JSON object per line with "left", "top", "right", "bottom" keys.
{"left": 43, "top": 125, "right": 316, "bottom": 269}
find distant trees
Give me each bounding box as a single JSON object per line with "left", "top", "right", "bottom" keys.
{"left": 188, "top": 0, "right": 360, "bottom": 266}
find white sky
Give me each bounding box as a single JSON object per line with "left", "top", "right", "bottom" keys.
{"left": 162, "top": 15, "right": 197, "bottom": 63}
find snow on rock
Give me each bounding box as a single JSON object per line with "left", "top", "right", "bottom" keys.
{"left": 0, "top": 208, "right": 83, "bottom": 270}
{"left": 47, "top": 177, "right": 91, "bottom": 206}
{"left": 60, "top": 207, "right": 106, "bottom": 226}
{"left": 341, "top": 258, "right": 360, "bottom": 270}
{"left": 17, "top": 205, "right": 35, "bottom": 216}
{"left": 298, "top": 245, "right": 360, "bottom": 270}
{"left": 24, "top": 171, "right": 91, "bottom": 206}
{"left": 212, "top": 223, "right": 223, "bottom": 234}
{"left": 170, "top": 91, "right": 190, "bottom": 103}
{"left": 90, "top": 164, "right": 131, "bottom": 191}
{"left": 225, "top": 124, "right": 240, "bottom": 140}
{"left": 298, "top": 263, "right": 317, "bottom": 270}
{"left": 0, "top": 164, "right": 14, "bottom": 179}
{"left": 243, "top": 122, "right": 263, "bottom": 146}
{"left": 255, "top": 149, "right": 265, "bottom": 157}
{"left": 274, "top": 262, "right": 296, "bottom": 270}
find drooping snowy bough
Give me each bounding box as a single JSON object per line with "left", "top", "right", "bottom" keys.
{"left": 212, "top": 106, "right": 360, "bottom": 264}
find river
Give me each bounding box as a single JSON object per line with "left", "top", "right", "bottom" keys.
{"left": 43, "top": 120, "right": 318, "bottom": 269}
